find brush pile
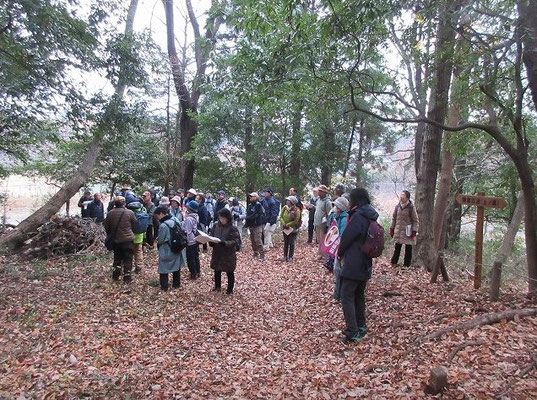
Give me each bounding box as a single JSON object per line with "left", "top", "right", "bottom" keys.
{"left": 19, "top": 216, "right": 106, "bottom": 258}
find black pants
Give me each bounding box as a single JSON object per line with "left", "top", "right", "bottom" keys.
{"left": 283, "top": 232, "right": 298, "bottom": 259}
{"left": 341, "top": 278, "right": 367, "bottom": 338}
{"left": 186, "top": 244, "right": 201, "bottom": 276}
{"left": 112, "top": 242, "right": 134, "bottom": 282}
{"left": 160, "top": 271, "right": 180, "bottom": 291}
{"left": 307, "top": 217, "right": 315, "bottom": 243}
{"left": 391, "top": 243, "right": 413, "bottom": 267}
{"left": 145, "top": 225, "right": 154, "bottom": 246}
{"left": 215, "top": 270, "right": 235, "bottom": 293}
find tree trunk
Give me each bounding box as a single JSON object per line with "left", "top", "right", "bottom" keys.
{"left": 414, "top": 121, "right": 426, "bottom": 176}
{"left": 518, "top": 0, "right": 537, "bottom": 110}
{"left": 0, "top": 0, "right": 139, "bottom": 251}
{"left": 490, "top": 193, "right": 525, "bottom": 300}
{"left": 321, "top": 125, "right": 335, "bottom": 186}
{"left": 342, "top": 119, "right": 356, "bottom": 178}
{"left": 355, "top": 118, "right": 365, "bottom": 187}
{"left": 415, "top": 0, "right": 463, "bottom": 270}
{"left": 244, "top": 108, "right": 258, "bottom": 194}
{"left": 289, "top": 107, "right": 302, "bottom": 192}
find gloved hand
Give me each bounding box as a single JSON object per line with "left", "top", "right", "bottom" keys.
{"left": 390, "top": 228, "right": 394, "bottom": 238}
{"left": 410, "top": 231, "right": 417, "bottom": 238}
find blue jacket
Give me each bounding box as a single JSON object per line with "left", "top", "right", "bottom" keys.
{"left": 337, "top": 204, "right": 379, "bottom": 281}
{"left": 157, "top": 215, "right": 185, "bottom": 273}
{"left": 87, "top": 200, "right": 104, "bottom": 223}
{"left": 245, "top": 200, "right": 265, "bottom": 227}
{"left": 262, "top": 196, "right": 279, "bottom": 225}
{"left": 329, "top": 210, "right": 348, "bottom": 236}
{"left": 197, "top": 202, "right": 210, "bottom": 228}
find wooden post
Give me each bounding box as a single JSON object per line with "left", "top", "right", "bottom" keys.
{"left": 490, "top": 261, "right": 502, "bottom": 301}
{"left": 474, "top": 192, "right": 485, "bottom": 289}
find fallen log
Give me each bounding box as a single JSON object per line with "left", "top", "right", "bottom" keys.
{"left": 426, "top": 308, "right": 537, "bottom": 340}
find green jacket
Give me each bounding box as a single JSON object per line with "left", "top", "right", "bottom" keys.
{"left": 279, "top": 205, "right": 301, "bottom": 229}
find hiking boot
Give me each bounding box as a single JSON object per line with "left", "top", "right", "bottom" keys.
{"left": 226, "top": 290, "right": 233, "bottom": 295}
{"left": 288, "top": 257, "right": 293, "bottom": 263}
{"left": 211, "top": 287, "right": 221, "bottom": 292}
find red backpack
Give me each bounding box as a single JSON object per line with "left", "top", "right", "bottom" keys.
{"left": 361, "top": 219, "right": 385, "bottom": 258}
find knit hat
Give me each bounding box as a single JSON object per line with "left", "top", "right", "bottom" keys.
{"left": 187, "top": 201, "right": 199, "bottom": 213}
{"left": 286, "top": 196, "right": 298, "bottom": 205}
{"left": 170, "top": 196, "right": 182, "bottom": 205}
{"left": 159, "top": 196, "right": 170, "bottom": 206}
{"left": 334, "top": 196, "right": 349, "bottom": 212}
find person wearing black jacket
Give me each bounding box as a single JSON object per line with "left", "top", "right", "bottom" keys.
{"left": 214, "top": 190, "right": 228, "bottom": 222}
{"left": 245, "top": 192, "right": 265, "bottom": 260}
{"left": 87, "top": 193, "right": 104, "bottom": 223}
{"left": 197, "top": 193, "right": 211, "bottom": 252}
{"left": 337, "top": 188, "right": 379, "bottom": 344}
{"left": 78, "top": 190, "right": 92, "bottom": 218}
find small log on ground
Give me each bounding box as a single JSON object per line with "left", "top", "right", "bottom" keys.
{"left": 426, "top": 308, "right": 537, "bottom": 340}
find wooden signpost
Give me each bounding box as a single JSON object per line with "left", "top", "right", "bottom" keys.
{"left": 456, "top": 193, "right": 507, "bottom": 289}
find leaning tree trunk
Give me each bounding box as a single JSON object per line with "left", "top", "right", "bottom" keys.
{"left": 415, "top": 0, "right": 463, "bottom": 271}
{"left": 0, "top": 0, "right": 139, "bottom": 251}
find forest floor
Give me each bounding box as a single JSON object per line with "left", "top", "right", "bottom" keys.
{"left": 1, "top": 238, "right": 536, "bottom": 399}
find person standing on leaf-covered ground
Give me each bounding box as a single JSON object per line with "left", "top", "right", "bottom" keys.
{"left": 306, "top": 188, "right": 319, "bottom": 244}
{"left": 210, "top": 208, "right": 241, "bottom": 295}
{"left": 214, "top": 190, "right": 228, "bottom": 222}
{"left": 314, "top": 185, "right": 333, "bottom": 262}
{"left": 390, "top": 190, "right": 419, "bottom": 267}
{"left": 184, "top": 200, "right": 201, "bottom": 279}
{"left": 104, "top": 196, "right": 137, "bottom": 283}
{"left": 245, "top": 192, "right": 265, "bottom": 261}
{"left": 262, "top": 187, "right": 279, "bottom": 251}
{"left": 154, "top": 206, "right": 184, "bottom": 291}
{"left": 87, "top": 193, "right": 104, "bottom": 223}
{"left": 279, "top": 196, "right": 301, "bottom": 263}
{"left": 337, "top": 188, "right": 379, "bottom": 344}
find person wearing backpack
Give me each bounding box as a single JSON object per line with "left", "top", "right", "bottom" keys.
{"left": 104, "top": 196, "right": 137, "bottom": 283}
{"left": 245, "top": 192, "right": 265, "bottom": 260}
{"left": 210, "top": 208, "right": 241, "bottom": 295}
{"left": 390, "top": 190, "right": 419, "bottom": 267}
{"left": 184, "top": 201, "right": 201, "bottom": 279}
{"left": 126, "top": 201, "right": 149, "bottom": 274}
{"left": 337, "top": 188, "right": 379, "bottom": 344}
{"left": 230, "top": 198, "right": 246, "bottom": 245}
{"left": 154, "top": 206, "right": 184, "bottom": 291}
{"left": 279, "top": 196, "right": 301, "bottom": 263}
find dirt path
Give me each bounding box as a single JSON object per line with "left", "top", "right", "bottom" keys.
{"left": 1, "top": 240, "right": 536, "bottom": 398}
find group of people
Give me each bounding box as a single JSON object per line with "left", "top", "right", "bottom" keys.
{"left": 89, "top": 182, "right": 419, "bottom": 344}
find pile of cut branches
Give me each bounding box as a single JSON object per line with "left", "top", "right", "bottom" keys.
{"left": 19, "top": 217, "right": 105, "bottom": 258}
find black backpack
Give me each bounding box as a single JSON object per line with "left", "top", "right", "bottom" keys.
{"left": 168, "top": 220, "right": 188, "bottom": 253}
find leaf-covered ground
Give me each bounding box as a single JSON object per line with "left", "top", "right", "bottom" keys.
{"left": 1, "top": 237, "right": 536, "bottom": 399}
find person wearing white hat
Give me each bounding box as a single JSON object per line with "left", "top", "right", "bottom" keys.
{"left": 314, "top": 184, "right": 333, "bottom": 261}
{"left": 244, "top": 192, "right": 265, "bottom": 260}
{"left": 184, "top": 188, "right": 197, "bottom": 209}
{"left": 279, "top": 196, "right": 302, "bottom": 262}
{"left": 169, "top": 196, "right": 184, "bottom": 223}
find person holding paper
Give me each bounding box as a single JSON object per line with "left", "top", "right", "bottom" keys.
{"left": 210, "top": 208, "right": 241, "bottom": 295}
{"left": 389, "top": 190, "right": 419, "bottom": 267}
{"left": 279, "top": 196, "right": 301, "bottom": 263}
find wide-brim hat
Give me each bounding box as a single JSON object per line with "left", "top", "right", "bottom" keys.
{"left": 317, "top": 185, "right": 330, "bottom": 193}
{"left": 170, "top": 196, "right": 182, "bottom": 205}
{"left": 187, "top": 188, "right": 197, "bottom": 196}
{"left": 159, "top": 196, "right": 170, "bottom": 206}
{"left": 248, "top": 192, "right": 259, "bottom": 198}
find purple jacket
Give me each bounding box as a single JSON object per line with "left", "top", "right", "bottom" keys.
{"left": 184, "top": 213, "right": 199, "bottom": 246}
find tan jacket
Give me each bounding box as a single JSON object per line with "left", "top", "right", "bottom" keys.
{"left": 104, "top": 207, "right": 137, "bottom": 244}
{"left": 391, "top": 201, "right": 419, "bottom": 245}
